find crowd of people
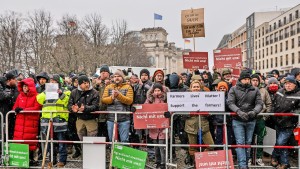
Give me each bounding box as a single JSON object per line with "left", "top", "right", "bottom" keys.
{"left": 0, "top": 65, "right": 300, "bottom": 169}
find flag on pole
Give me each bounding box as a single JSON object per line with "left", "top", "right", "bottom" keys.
{"left": 154, "top": 13, "right": 163, "bottom": 20}
{"left": 184, "top": 39, "right": 191, "bottom": 44}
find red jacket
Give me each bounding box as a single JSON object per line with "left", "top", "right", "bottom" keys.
{"left": 13, "top": 78, "right": 41, "bottom": 151}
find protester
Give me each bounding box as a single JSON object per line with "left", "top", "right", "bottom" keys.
{"left": 36, "top": 72, "right": 50, "bottom": 93}
{"left": 227, "top": 70, "right": 263, "bottom": 169}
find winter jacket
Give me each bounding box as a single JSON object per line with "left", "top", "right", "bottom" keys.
{"left": 68, "top": 83, "right": 99, "bottom": 120}
{"left": 102, "top": 83, "right": 133, "bottom": 122}
{"left": 144, "top": 87, "right": 168, "bottom": 140}
{"left": 0, "top": 78, "right": 18, "bottom": 119}
{"left": 227, "top": 81, "right": 263, "bottom": 122}
{"left": 258, "top": 87, "right": 272, "bottom": 120}
{"left": 134, "top": 80, "right": 152, "bottom": 104}
{"left": 272, "top": 88, "right": 300, "bottom": 128}
{"left": 13, "top": 78, "right": 41, "bottom": 151}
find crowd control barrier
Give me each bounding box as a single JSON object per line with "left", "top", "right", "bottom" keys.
{"left": 169, "top": 112, "right": 300, "bottom": 169}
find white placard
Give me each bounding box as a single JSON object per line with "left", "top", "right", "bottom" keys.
{"left": 167, "top": 92, "right": 225, "bottom": 112}
{"left": 45, "top": 83, "right": 58, "bottom": 100}
{"left": 83, "top": 137, "right": 106, "bottom": 169}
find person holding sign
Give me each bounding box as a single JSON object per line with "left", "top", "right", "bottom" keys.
{"left": 37, "top": 74, "right": 71, "bottom": 167}
{"left": 227, "top": 71, "right": 263, "bottom": 169}
{"left": 13, "top": 78, "right": 41, "bottom": 166}
{"left": 184, "top": 79, "right": 214, "bottom": 165}
{"left": 144, "top": 83, "right": 168, "bottom": 169}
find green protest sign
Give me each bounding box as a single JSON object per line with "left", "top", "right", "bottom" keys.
{"left": 4, "top": 143, "right": 29, "bottom": 168}
{"left": 112, "top": 144, "right": 147, "bottom": 169}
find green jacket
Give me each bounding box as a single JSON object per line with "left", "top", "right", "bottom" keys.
{"left": 37, "top": 89, "right": 71, "bottom": 121}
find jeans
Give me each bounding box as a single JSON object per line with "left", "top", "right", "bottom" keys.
{"left": 153, "top": 139, "right": 166, "bottom": 165}
{"left": 232, "top": 119, "right": 256, "bottom": 168}
{"left": 42, "top": 131, "right": 67, "bottom": 163}
{"left": 215, "top": 125, "right": 234, "bottom": 147}
{"left": 107, "top": 120, "right": 130, "bottom": 142}
{"left": 271, "top": 127, "right": 294, "bottom": 165}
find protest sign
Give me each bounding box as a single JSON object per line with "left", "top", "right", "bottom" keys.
{"left": 45, "top": 83, "right": 58, "bottom": 100}
{"left": 167, "top": 92, "right": 225, "bottom": 112}
{"left": 181, "top": 8, "right": 205, "bottom": 38}
{"left": 214, "top": 48, "right": 242, "bottom": 69}
{"left": 231, "top": 68, "right": 241, "bottom": 86}
{"left": 5, "top": 143, "right": 29, "bottom": 168}
{"left": 195, "top": 150, "right": 234, "bottom": 169}
{"left": 183, "top": 52, "right": 208, "bottom": 69}
{"left": 133, "top": 103, "right": 169, "bottom": 129}
{"left": 112, "top": 144, "right": 147, "bottom": 169}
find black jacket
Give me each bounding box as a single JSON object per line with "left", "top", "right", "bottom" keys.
{"left": 68, "top": 84, "right": 99, "bottom": 120}
{"left": 134, "top": 80, "right": 152, "bottom": 104}
{"left": 0, "top": 81, "right": 18, "bottom": 119}
{"left": 273, "top": 88, "right": 300, "bottom": 128}
{"left": 227, "top": 81, "right": 263, "bottom": 122}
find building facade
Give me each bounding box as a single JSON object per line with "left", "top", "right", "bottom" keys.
{"left": 254, "top": 4, "right": 300, "bottom": 75}
{"left": 140, "top": 27, "right": 184, "bottom": 74}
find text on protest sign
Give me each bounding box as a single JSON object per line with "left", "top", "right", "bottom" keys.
{"left": 213, "top": 48, "right": 242, "bottom": 69}
{"left": 112, "top": 144, "right": 147, "bottom": 169}
{"left": 133, "top": 103, "right": 169, "bottom": 129}
{"left": 181, "top": 8, "right": 205, "bottom": 38}
{"left": 167, "top": 92, "right": 225, "bottom": 112}
{"left": 183, "top": 52, "right": 208, "bottom": 69}
{"left": 195, "top": 150, "right": 234, "bottom": 169}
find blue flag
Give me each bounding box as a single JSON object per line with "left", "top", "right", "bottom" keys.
{"left": 154, "top": 13, "right": 162, "bottom": 20}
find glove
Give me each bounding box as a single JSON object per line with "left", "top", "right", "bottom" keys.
{"left": 164, "top": 111, "right": 171, "bottom": 118}
{"left": 237, "top": 110, "right": 248, "bottom": 121}
{"left": 15, "top": 107, "right": 23, "bottom": 114}
{"left": 248, "top": 111, "right": 256, "bottom": 118}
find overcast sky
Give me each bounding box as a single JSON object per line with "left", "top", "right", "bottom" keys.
{"left": 1, "top": 0, "right": 299, "bottom": 62}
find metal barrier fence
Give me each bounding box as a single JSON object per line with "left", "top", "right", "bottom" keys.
{"left": 4, "top": 110, "right": 176, "bottom": 169}
{"left": 170, "top": 112, "right": 300, "bottom": 169}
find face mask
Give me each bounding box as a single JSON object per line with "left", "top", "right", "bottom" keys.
{"left": 268, "top": 85, "right": 278, "bottom": 93}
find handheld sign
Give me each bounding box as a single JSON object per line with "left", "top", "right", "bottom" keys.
{"left": 195, "top": 150, "right": 234, "bottom": 169}
{"left": 5, "top": 143, "right": 29, "bottom": 168}
{"left": 167, "top": 92, "right": 225, "bottom": 112}
{"left": 214, "top": 48, "right": 242, "bottom": 69}
{"left": 133, "top": 103, "right": 169, "bottom": 129}
{"left": 183, "top": 52, "right": 208, "bottom": 69}
{"left": 45, "top": 83, "right": 59, "bottom": 100}
{"left": 112, "top": 144, "right": 147, "bottom": 169}
{"left": 181, "top": 8, "right": 205, "bottom": 38}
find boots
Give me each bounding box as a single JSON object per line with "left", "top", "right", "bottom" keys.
{"left": 72, "top": 145, "right": 81, "bottom": 158}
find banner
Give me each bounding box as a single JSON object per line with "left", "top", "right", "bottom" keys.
{"left": 213, "top": 48, "right": 242, "bottom": 69}
{"left": 5, "top": 143, "right": 29, "bottom": 168}
{"left": 167, "top": 92, "right": 225, "bottom": 112}
{"left": 183, "top": 52, "right": 208, "bottom": 69}
{"left": 181, "top": 8, "right": 205, "bottom": 38}
{"left": 195, "top": 150, "right": 234, "bottom": 169}
{"left": 112, "top": 144, "right": 147, "bottom": 169}
{"left": 133, "top": 103, "right": 169, "bottom": 129}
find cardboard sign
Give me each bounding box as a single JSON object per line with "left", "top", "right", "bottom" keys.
{"left": 181, "top": 8, "right": 205, "bottom": 38}
{"left": 231, "top": 68, "right": 241, "bottom": 86}
{"left": 167, "top": 92, "right": 225, "bottom": 112}
{"left": 5, "top": 143, "right": 29, "bottom": 168}
{"left": 195, "top": 150, "right": 234, "bottom": 169}
{"left": 112, "top": 144, "right": 147, "bottom": 169}
{"left": 183, "top": 52, "right": 208, "bottom": 69}
{"left": 214, "top": 48, "right": 242, "bottom": 69}
{"left": 133, "top": 104, "right": 169, "bottom": 129}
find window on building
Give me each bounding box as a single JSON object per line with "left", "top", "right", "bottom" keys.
{"left": 286, "top": 54, "right": 289, "bottom": 65}
{"left": 280, "top": 43, "right": 283, "bottom": 52}
{"left": 275, "top": 44, "right": 278, "bottom": 53}
{"left": 262, "top": 27, "right": 264, "bottom": 36}
{"left": 289, "top": 13, "right": 293, "bottom": 22}
{"left": 298, "top": 22, "right": 300, "bottom": 33}
{"left": 280, "top": 56, "right": 283, "bottom": 66}
{"left": 271, "top": 46, "right": 273, "bottom": 55}
{"left": 266, "top": 36, "right": 269, "bottom": 45}
{"left": 286, "top": 40, "right": 288, "bottom": 50}
{"left": 259, "top": 61, "right": 261, "bottom": 70}
{"left": 292, "top": 38, "right": 295, "bottom": 48}
{"left": 255, "top": 31, "right": 257, "bottom": 39}
{"left": 259, "top": 40, "right": 261, "bottom": 48}
{"left": 270, "top": 34, "right": 274, "bottom": 44}
{"left": 274, "top": 22, "right": 277, "bottom": 30}
{"left": 298, "top": 51, "right": 300, "bottom": 63}
{"left": 275, "top": 32, "right": 278, "bottom": 42}
{"left": 284, "top": 17, "right": 287, "bottom": 24}
{"left": 279, "top": 29, "right": 284, "bottom": 40}
{"left": 279, "top": 20, "right": 282, "bottom": 27}
{"left": 262, "top": 38, "right": 265, "bottom": 47}
{"left": 259, "top": 50, "right": 261, "bottom": 59}
{"left": 266, "top": 59, "right": 269, "bottom": 68}
{"left": 275, "top": 57, "right": 278, "bottom": 67}
{"left": 263, "top": 49, "right": 264, "bottom": 58}
{"left": 271, "top": 58, "right": 273, "bottom": 68}
{"left": 266, "top": 48, "right": 268, "bottom": 56}
{"left": 259, "top": 29, "right": 261, "bottom": 37}
{"left": 298, "top": 36, "right": 300, "bottom": 47}
{"left": 269, "top": 25, "right": 272, "bottom": 32}
{"left": 255, "top": 41, "right": 257, "bottom": 49}
{"left": 263, "top": 60, "right": 265, "bottom": 69}
{"left": 285, "top": 27, "right": 290, "bottom": 38}
{"left": 296, "top": 10, "right": 299, "bottom": 19}
{"left": 292, "top": 53, "right": 295, "bottom": 64}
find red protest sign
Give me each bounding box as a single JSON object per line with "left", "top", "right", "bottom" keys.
{"left": 231, "top": 68, "right": 241, "bottom": 86}
{"left": 183, "top": 52, "right": 208, "bottom": 69}
{"left": 195, "top": 150, "right": 234, "bottom": 169}
{"left": 214, "top": 48, "right": 242, "bottom": 69}
{"left": 133, "top": 103, "right": 169, "bottom": 129}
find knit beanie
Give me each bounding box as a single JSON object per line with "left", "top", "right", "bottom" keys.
{"left": 217, "top": 81, "right": 229, "bottom": 91}
{"left": 250, "top": 74, "right": 261, "bottom": 84}
{"left": 78, "top": 75, "right": 90, "bottom": 85}
{"left": 285, "top": 75, "right": 297, "bottom": 85}
{"left": 100, "top": 65, "right": 110, "bottom": 73}
{"left": 153, "top": 70, "right": 164, "bottom": 79}
{"left": 140, "top": 69, "right": 150, "bottom": 78}
{"left": 239, "top": 71, "right": 251, "bottom": 81}
{"left": 268, "top": 77, "right": 279, "bottom": 86}
{"left": 114, "top": 69, "right": 125, "bottom": 79}
{"left": 153, "top": 83, "right": 163, "bottom": 92}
